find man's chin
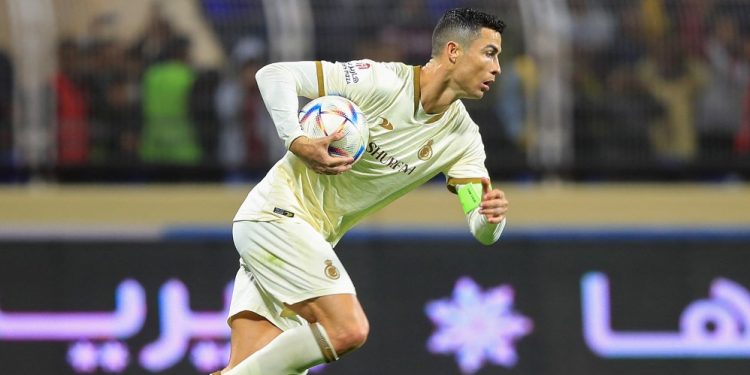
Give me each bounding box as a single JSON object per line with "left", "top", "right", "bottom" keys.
{"left": 470, "top": 91, "right": 485, "bottom": 99}
{"left": 459, "top": 88, "right": 485, "bottom": 100}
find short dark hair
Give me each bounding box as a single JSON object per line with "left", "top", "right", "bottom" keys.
{"left": 431, "top": 8, "right": 505, "bottom": 57}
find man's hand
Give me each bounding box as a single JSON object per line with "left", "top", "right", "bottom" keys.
{"left": 479, "top": 177, "right": 508, "bottom": 224}
{"left": 289, "top": 131, "right": 354, "bottom": 175}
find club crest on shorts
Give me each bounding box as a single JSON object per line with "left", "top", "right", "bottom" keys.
{"left": 324, "top": 260, "right": 340, "bottom": 280}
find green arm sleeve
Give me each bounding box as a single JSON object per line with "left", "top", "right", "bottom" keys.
{"left": 456, "top": 183, "right": 484, "bottom": 214}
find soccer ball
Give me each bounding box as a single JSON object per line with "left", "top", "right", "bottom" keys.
{"left": 298, "top": 95, "right": 369, "bottom": 163}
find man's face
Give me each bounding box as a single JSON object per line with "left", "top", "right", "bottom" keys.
{"left": 453, "top": 27, "right": 502, "bottom": 99}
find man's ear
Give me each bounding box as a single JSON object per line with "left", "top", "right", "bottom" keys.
{"left": 446, "top": 41, "right": 461, "bottom": 64}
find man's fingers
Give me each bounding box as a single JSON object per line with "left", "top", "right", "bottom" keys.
{"left": 320, "top": 164, "right": 352, "bottom": 175}
{"left": 481, "top": 177, "right": 491, "bottom": 198}
{"left": 487, "top": 215, "right": 505, "bottom": 224}
{"left": 325, "top": 154, "right": 354, "bottom": 166}
{"left": 311, "top": 154, "right": 354, "bottom": 175}
{"left": 327, "top": 127, "right": 347, "bottom": 142}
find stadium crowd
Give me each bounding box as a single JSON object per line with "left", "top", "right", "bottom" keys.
{"left": 0, "top": 0, "right": 748, "bottom": 182}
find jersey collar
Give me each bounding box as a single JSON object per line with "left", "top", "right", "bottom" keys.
{"left": 413, "top": 65, "right": 421, "bottom": 117}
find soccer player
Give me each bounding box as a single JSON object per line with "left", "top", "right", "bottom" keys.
{"left": 217, "top": 7, "right": 508, "bottom": 375}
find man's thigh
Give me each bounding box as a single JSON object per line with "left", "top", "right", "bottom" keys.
{"left": 233, "top": 219, "right": 356, "bottom": 306}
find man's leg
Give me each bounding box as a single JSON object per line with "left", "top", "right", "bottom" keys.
{"left": 290, "top": 293, "right": 369, "bottom": 356}
{"left": 222, "top": 311, "right": 282, "bottom": 372}
{"left": 222, "top": 293, "right": 369, "bottom": 374}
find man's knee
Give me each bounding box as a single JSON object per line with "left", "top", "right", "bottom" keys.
{"left": 327, "top": 318, "right": 369, "bottom": 354}
{"left": 291, "top": 294, "right": 370, "bottom": 355}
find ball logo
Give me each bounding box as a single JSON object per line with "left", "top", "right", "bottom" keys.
{"left": 324, "top": 260, "right": 340, "bottom": 280}
{"left": 418, "top": 139, "right": 434, "bottom": 160}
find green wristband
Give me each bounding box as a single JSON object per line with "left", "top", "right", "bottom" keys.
{"left": 457, "top": 183, "right": 483, "bottom": 214}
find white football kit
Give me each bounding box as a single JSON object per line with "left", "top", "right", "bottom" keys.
{"left": 228, "top": 60, "right": 505, "bottom": 329}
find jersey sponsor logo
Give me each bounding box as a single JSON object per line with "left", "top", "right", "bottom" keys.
{"left": 340, "top": 62, "right": 360, "bottom": 84}
{"left": 418, "top": 139, "right": 434, "bottom": 160}
{"left": 378, "top": 117, "right": 394, "bottom": 130}
{"left": 367, "top": 141, "right": 417, "bottom": 175}
{"left": 324, "top": 260, "right": 340, "bottom": 280}
{"left": 355, "top": 62, "right": 371, "bottom": 70}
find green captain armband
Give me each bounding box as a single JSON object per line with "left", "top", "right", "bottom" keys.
{"left": 457, "top": 183, "right": 484, "bottom": 214}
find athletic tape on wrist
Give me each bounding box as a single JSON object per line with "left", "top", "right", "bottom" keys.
{"left": 457, "top": 183, "right": 484, "bottom": 214}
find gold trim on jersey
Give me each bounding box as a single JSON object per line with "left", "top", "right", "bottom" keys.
{"left": 426, "top": 113, "right": 444, "bottom": 124}
{"left": 446, "top": 177, "right": 485, "bottom": 193}
{"left": 315, "top": 61, "right": 325, "bottom": 97}
{"left": 413, "top": 65, "right": 421, "bottom": 116}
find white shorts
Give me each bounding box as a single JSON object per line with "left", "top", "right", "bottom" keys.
{"left": 227, "top": 218, "right": 356, "bottom": 330}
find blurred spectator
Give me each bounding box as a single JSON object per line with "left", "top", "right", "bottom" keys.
{"left": 495, "top": 54, "right": 536, "bottom": 150}
{"left": 735, "top": 36, "right": 750, "bottom": 155}
{"left": 590, "top": 65, "right": 662, "bottom": 166}
{"left": 639, "top": 0, "right": 670, "bottom": 40}
{"left": 384, "top": 0, "right": 434, "bottom": 64}
{"left": 216, "top": 37, "right": 284, "bottom": 174}
{"left": 606, "top": 2, "right": 647, "bottom": 68}
{"left": 696, "top": 12, "right": 749, "bottom": 162}
{"left": 54, "top": 40, "right": 91, "bottom": 166}
{"left": 569, "top": 0, "right": 615, "bottom": 55}
{"left": 636, "top": 35, "right": 707, "bottom": 164}
{"left": 132, "top": 4, "right": 177, "bottom": 67}
{"left": 85, "top": 39, "right": 142, "bottom": 164}
{"left": 0, "top": 50, "right": 12, "bottom": 165}
{"left": 139, "top": 36, "right": 202, "bottom": 165}
{"left": 737, "top": 88, "right": 750, "bottom": 155}
{"left": 99, "top": 72, "right": 142, "bottom": 165}
{"left": 676, "top": 0, "right": 715, "bottom": 58}
{"left": 190, "top": 69, "right": 222, "bottom": 164}
{"left": 571, "top": 50, "right": 605, "bottom": 166}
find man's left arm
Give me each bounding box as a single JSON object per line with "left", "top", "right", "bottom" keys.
{"left": 455, "top": 178, "right": 508, "bottom": 245}
{"left": 444, "top": 108, "right": 507, "bottom": 245}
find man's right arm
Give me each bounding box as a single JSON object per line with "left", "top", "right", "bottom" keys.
{"left": 255, "top": 61, "right": 353, "bottom": 174}
{"left": 255, "top": 62, "right": 319, "bottom": 150}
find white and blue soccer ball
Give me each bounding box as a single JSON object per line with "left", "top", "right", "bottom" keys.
{"left": 298, "top": 95, "right": 369, "bottom": 163}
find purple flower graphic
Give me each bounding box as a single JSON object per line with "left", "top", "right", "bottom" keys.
{"left": 425, "top": 277, "right": 533, "bottom": 374}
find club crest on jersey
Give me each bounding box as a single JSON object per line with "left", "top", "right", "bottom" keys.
{"left": 324, "top": 260, "right": 340, "bottom": 280}
{"left": 418, "top": 139, "right": 434, "bottom": 160}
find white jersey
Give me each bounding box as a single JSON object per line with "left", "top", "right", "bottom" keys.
{"left": 235, "top": 60, "right": 489, "bottom": 245}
